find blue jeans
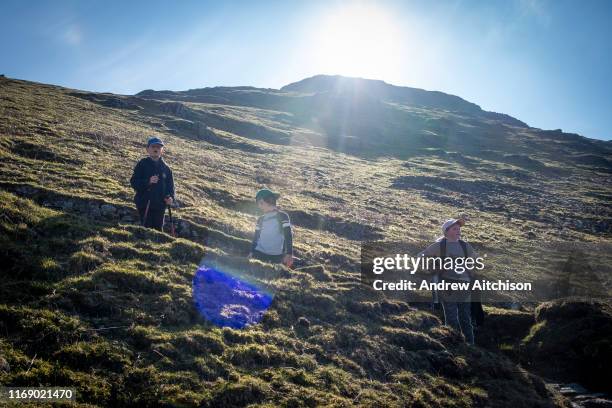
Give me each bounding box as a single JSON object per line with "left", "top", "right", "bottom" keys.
{"left": 441, "top": 292, "right": 474, "bottom": 345}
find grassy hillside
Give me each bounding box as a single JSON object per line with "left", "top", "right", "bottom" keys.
{"left": 0, "top": 75, "right": 610, "bottom": 407}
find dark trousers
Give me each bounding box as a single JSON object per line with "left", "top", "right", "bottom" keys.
{"left": 440, "top": 290, "right": 474, "bottom": 345}
{"left": 138, "top": 205, "right": 165, "bottom": 231}
{"left": 252, "top": 250, "right": 284, "bottom": 264}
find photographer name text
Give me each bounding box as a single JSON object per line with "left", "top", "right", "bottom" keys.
{"left": 372, "top": 279, "right": 532, "bottom": 292}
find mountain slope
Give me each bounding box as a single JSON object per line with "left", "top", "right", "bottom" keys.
{"left": 134, "top": 75, "right": 612, "bottom": 235}
{"left": 136, "top": 74, "right": 611, "bottom": 162}
{"left": 281, "top": 74, "right": 526, "bottom": 126}
{"left": 0, "top": 75, "right": 610, "bottom": 407}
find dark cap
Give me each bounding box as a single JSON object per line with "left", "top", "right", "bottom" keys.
{"left": 147, "top": 137, "right": 165, "bottom": 147}
{"left": 255, "top": 189, "right": 280, "bottom": 202}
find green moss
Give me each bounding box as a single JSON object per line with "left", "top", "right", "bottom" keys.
{"left": 39, "top": 256, "right": 61, "bottom": 271}
{"left": 206, "top": 375, "right": 270, "bottom": 407}
{"left": 79, "top": 235, "right": 110, "bottom": 252}
{"left": 0, "top": 190, "right": 55, "bottom": 227}
{"left": 111, "top": 366, "right": 164, "bottom": 407}
{"left": 172, "top": 331, "right": 225, "bottom": 355}
{"left": 381, "top": 326, "right": 445, "bottom": 351}
{"left": 168, "top": 239, "right": 205, "bottom": 263}
{"left": 109, "top": 241, "right": 159, "bottom": 260}
{"left": 316, "top": 365, "right": 360, "bottom": 397}
{"left": 93, "top": 265, "right": 170, "bottom": 294}
{"left": 0, "top": 305, "right": 86, "bottom": 355}
{"left": 69, "top": 250, "right": 104, "bottom": 273}
{"left": 127, "top": 325, "right": 173, "bottom": 348}
{"left": 228, "top": 343, "right": 316, "bottom": 370}
{"left": 521, "top": 321, "right": 547, "bottom": 346}
{"left": 193, "top": 355, "right": 231, "bottom": 381}
{"left": 222, "top": 327, "right": 264, "bottom": 344}
{"left": 102, "top": 227, "right": 132, "bottom": 241}
{"left": 53, "top": 340, "right": 132, "bottom": 372}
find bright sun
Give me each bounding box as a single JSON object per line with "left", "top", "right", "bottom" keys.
{"left": 308, "top": 4, "right": 404, "bottom": 80}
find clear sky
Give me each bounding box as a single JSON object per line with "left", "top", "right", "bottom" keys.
{"left": 2, "top": 0, "right": 611, "bottom": 140}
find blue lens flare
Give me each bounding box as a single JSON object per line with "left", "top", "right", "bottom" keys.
{"left": 192, "top": 265, "right": 274, "bottom": 329}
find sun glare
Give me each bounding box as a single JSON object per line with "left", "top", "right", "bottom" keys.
{"left": 308, "top": 4, "right": 404, "bottom": 80}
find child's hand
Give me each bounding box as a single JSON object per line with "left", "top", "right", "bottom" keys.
{"left": 149, "top": 175, "right": 159, "bottom": 184}
{"left": 282, "top": 254, "right": 293, "bottom": 268}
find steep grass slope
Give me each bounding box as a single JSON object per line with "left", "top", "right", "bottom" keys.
{"left": 0, "top": 76, "right": 609, "bottom": 407}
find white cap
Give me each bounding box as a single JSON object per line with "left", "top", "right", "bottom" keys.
{"left": 442, "top": 218, "right": 465, "bottom": 235}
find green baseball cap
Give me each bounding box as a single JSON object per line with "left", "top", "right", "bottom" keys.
{"left": 255, "top": 189, "right": 280, "bottom": 201}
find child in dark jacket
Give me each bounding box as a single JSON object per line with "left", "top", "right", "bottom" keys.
{"left": 130, "top": 137, "right": 175, "bottom": 231}
{"left": 248, "top": 189, "right": 293, "bottom": 267}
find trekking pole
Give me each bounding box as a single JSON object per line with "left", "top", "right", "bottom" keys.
{"left": 141, "top": 179, "right": 154, "bottom": 227}
{"left": 167, "top": 204, "right": 176, "bottom": 237}
{"left": 142, "top": 199, "right": 151, "bottom": 227}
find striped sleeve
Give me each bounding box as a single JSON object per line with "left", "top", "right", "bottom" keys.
{"left": 278, "top": 212, "right": 293, "bottom": 255}
{"left": 251, "top": 216, "right": 263, "bottom": 252}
